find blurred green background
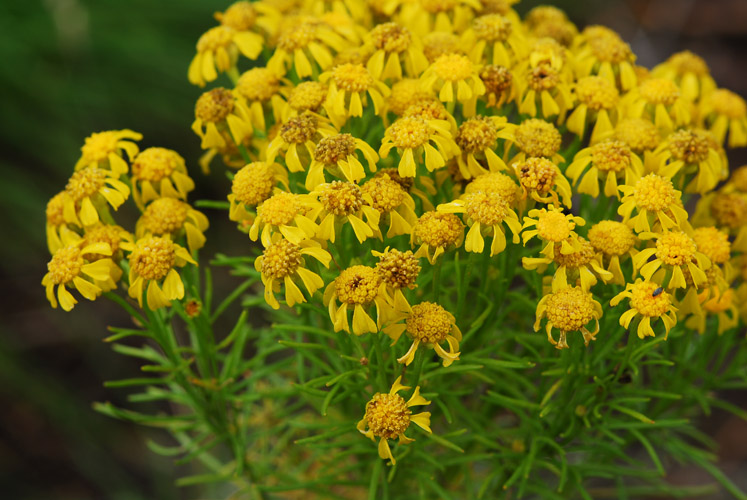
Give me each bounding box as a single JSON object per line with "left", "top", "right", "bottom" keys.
{"left": 1, "top": 0, "right": 746, "bottom": 498}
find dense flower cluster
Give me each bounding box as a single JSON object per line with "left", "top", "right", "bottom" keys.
{"left": 43, "top": 0, "right": 747, "bottom": 470}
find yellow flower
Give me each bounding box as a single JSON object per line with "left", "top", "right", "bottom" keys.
{"left": 566, "top": 76, "right": 620, "bottom": 144}
{"left": 266, "top": 111, "right": 338, "bottom": 174}
{"left": 365, "top": 23, "right": 429, "bottom": 82}
{"left": 384, "top": 301, "right": 461, "bottom": 366}
{"left": 254, "top": 235, "right": 331, "bottom": 309}
{"left": 386, "top": 78, "right": 434, "bottom": 116}
{"left": 498, "top": 118, "right": 564, "bottom": 166}
{"left": 454, "top": 115, "right": 507, "bottom": 179}
{"left": 46, "top": 191, "right": 76, "bottom": 253}
{"left": 249, "top": 191, "right": 318, "bottom": 247}
{"left": 521, "top": 205, "right": 585, "bottom": 259}
{"left": 651, "top": 50, "right": 716, "bottom": 101}
{"left": 513, "top": 157, "right": 573, "bottom": 207}
{"left": 623, "top": 78, "right": 691, "bottom": 133}
{"left": 398, "top": 0, "right": 481, "bottom": 37}
{"left": 709, "top": 192, "right": 747, "bottom": 231}
{"left": 380, "top": 116, "right": 458, "bottom": 178}
{"left": 319, "top": 63, "right": 390, "bottom": 122}
{"left": 692, "top": 226, "right": 731, "bottom": 266}
{"left": 611, "top": 279, "right": 678, "bottom": 339}
{"left": 566, "top": 140, "right": 643, "bottom": 198}
{"left": 323, "top": 265, "right": 387, "bottom": 335}
{"left": 373, "top": 247, "right": 421, "bottom": 313}
{"left": 402, "top": 99, "right": 457, "bottom": 133}
{"left": 422, "top": 31, "right": 463, "bottom": 62}
{"left": 62, "top": 167, "right": 131, "bottom": 227}
{"left": 187, "top": 24, "right": 263, "bottom": 87}
{"left": 361, "top": 174, "right": 418, "bottom": 238}
{"left": 463, "top": 14, "right": 526, "bottom": 67}
{"left": 410, "top": 211, "right": 465, "bottom": 264}
{"left": 479, "top": 64, "right": 515, "bottom": 108}
{"left": 613, "top": 118, "right": 661, "bottom": 155}
{"left": 357, "top": 376, "right": 431, "bottom": 466}
{"left": 420, "top": 53, "right": 486, "bottom": 112}
{"left": 573, "top": 25, "right": 637, "bottom": 91}
{"left": 525, "top": 6, "right": 577, "bottom": 47}
{"left": 234, "top": 67, "right": 286, "bottom": 132}
{"left": 464, "top": 172, "right": 520, "bottom": 206}
{"left": 685, "top": 285, "right": 739, "bottom": 335}
{"left": 192, "top": 88, "right": 253, "bottom": 153}
{"left": 282, "top": 81, "right": 330, "bottom": 121}
{"left": 42, "top": 232, "right": 115, "bottom": 312}
{"left": 81, "top": 223, "right": 133, "bottom": 264}
{"left": 131, "top": 148, "right": 194, "bottom": 209}
{"left": 306, "top": 133, "right": 379, "bottom": 189}
{"left": 136, "top": 198, "right": 209, "bottom": 253}
{"left": 650, "top": 128, "right": 725, "bottom": 193}
{"left": 633, "top": 230, "right": 711, "bottom": 289}
{"left": 534, "top": 286, "right": 602, "bottom": 349}
{"left": 438, "top": 191, "right": 521, "bottom": 256}
{"left": 75, "top": 129, "right": 142, "bottom": 176}
{"left": 267, "top": 18, "right": 346, "bottom": 78}
{"left": 375, "top": 167, "right": 438, "bottom": 211}
{"left": 309, "top": 181, "right": 381, "bottom": 243}
{"left": 618, "top": 173, "right": 689, "bottom": 233}
{"left": 516, "top": 63, "right": 573, "bottom": 120}
{"left": 588, "top": 220, "right": 638, "bottom": 285}
{"left": 523, "top": 236, "right": 613, "bottom": 292}
{"left": 699, "top": 88, "right": 747, "bottom": 148}
{"left": 123, "top": 236, "right": 196, "bottom": 310}
{"left": 228, "top": 161, "right": 289, "bottom": 222}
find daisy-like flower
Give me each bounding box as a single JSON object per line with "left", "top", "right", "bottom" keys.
{"left": 588, "top": 220, "right": 638, "bottom": 284}
{"left": 498, "top": 118, "right": 564, "bottom": 166}
{"left": 62, "top": 167, "right": 131, "bottom": 227}
{"left": 479, "top": 64, "right": 515, "bottom": 109}
{"left": 386, "top": 78, "right": 435, "bottom": 116}
{"left": 422, "top": 31, "right": 463, "bottom": 63}
{"left": 402, "top": 99, "right": 458, "bottom": 132}
{"left": 361, "top": 174, "right": 418, "bottom": 238}
{"left": 650, "top": 128, "right": 725, "bottom": 194}
{"left": 633, "top": 230, "right": 711, "bottom": 290}
{"left": 651, "top": 50, "right": 716, "bottom": 102}
{"left": 266, "top": 111, "right": 337, "bottom": 174}
{"left": 282, "top": 81, "right": 330, "bottom": 121}
{"left": 534, "top": 286, "right": 603, "bottom": 349}
{"left": 708, "top": 192, "right": 747, "bottom": 232}
{"left": 399, "top": 0, "right": 481, "bottom": 36}
{"left": 623, "top": 78, "right": 691, "bottom": 133}
{"left": 323, "top": 264, "right": 387, "bottom": 335}
{"left": 320, "top": 63, "right": 390, "bottom": 122}
{"left": 463, "top": 14, "right": 526, "bottom": 67}
{"left": 374, "top": 167, "right": 438, "bottom": 211}
{"left": 513, "top": 157, "right": 573, "bottom": 208}
{"left": 464, "top": 172, "right": 520, "bottom": 206}
{"left": 525, "top": 6, "right": 577, "bottom": 47}
{"left": 573, "top": 25, "right": 637, "bottom": 91}
{"left": 438, "top": 190, "right": 521, "bottom": 256}
{"left": 614, "top": 118, "right": 661, "bottom": 156}
{"left": 131, "top": 148, "right": 194, "bottom": 209}
{"left": 228, "top": 161, "right": 289, "bottom": 222}
{"left": 699, "top": 88, "right": 747, "bottom": 148}
{"left": 136, "top": 198, "right": 209, "bottom": 253}
{"left": 686, "top": 285, "right": 739, "bottom": 335}
{"left": 192, "top": 88, "right": 253, "bottom": 153}
{"left": 521, "top": 205, "right": 585, "bottom": 258}
{"left": 379, "top": 116, "right": 457, "bottom": 178}
{"left": 384, "top": 301, "right": 461, "bottom": 366}
{"left": 357, "top": 376, "right": 431, "bottom": 466}
{"left": 566, "top": 76, "right": 620, "bottom": 144}
{"left": 306, "top": 133, "right": 378, "bottom": 189}
{"left": 410, "top": 211, "right": 465, "bottom": 264}
{"left": 75, "top": 129, "right": 142, "bottom": 176}
{"left": 122, "top": 236, "right": 196, "bottom": 310}
{"left": 692, "top": 226, "right": 731, "bottom": 267}
{"left": 611, "top": 279, "right": 678, "bottom": 339}
{"left": 187, "top": 24, "right": 263, "bottom": 87}
{"left": 267, "top": 18, "right": 346, "bottom": 78}
{"left": 420, "top": 53, "right": 486, "bottom": 111}
{"left": 249, "top": 191, "right": 318, "bottom": 247}
{"left": 234, "top": 67, "right": 286, "bottom": 132}
{"left": 373, "top": 247, "right": 420, "bottom": 313}
{"left": 516, "top": 63, "right": 573, "bottom": 120}
{"left": 454, "top": 115, "right": 507, "bottom": 179}
{"left": 365, "top": 23, "right": 429, "bottom": 82}
{"left": 566, "top": 140, "right": 643, "bottom": 198}
{"left": 618, "top": 174, "right": 689, "bottom": 233}
{"left": 523, "top": 236, "right": 613, "bottom": 292}
{"left": 81, "top": 223, "right": 132, "bottom": 264}
{"left": 46, "top": 191, "right": 77, "bottom": 253}
{"left": 254, "top": 235, "right": 331, "bottom": 309}
{"left": 42, "top": 235, "right": 115, "bottom": 311}
{"left": 309, "top": 181, "right": 380, "bottom": 243}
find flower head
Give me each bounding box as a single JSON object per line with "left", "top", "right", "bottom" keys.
{"left": 366, "top": 23, "right": 429, "bottom": 81}
{"left": 567, "top": 76, "right": 619, "bottom": 143}
{"left": 521, "top": 205, "right": 585, "bottom": 258}
{"left": 523, "top": 236, "right": 612, "bottom": 292}
{"left": 249, "top": 191, "right": 318, "bottom": 247}
{"left": 566, "top": 140, "right": 643, "bottom": 198}
{"left": 651, "top": 128, "right": 724, "bottom": 193}
{"left": 188, "top": 25, "right": 263, "bottom": 87}
{"left": 574, "top": 25, "right": 637, "bottom": 91}
{"left": 611, "top": 279, "right": 678, "bottom": 339}
{"left": 361, "top": 174, "right": 418, "bottom": 238}
{"left": 480, "top": 64, "right": 514, "bottom": 108}
{"left": 267, "top": 18, "right": 346, "bottom": 78}
{"left": 136, "top": 198, "right": 209, "bottom": 252}
{"left": 323, "top": 265, "right": 386, "bottom": 335}
{"left": 320, "top": 63, "right": 390, "bottom": 121}
{"left": 465, "top": 172, "right": 519, "bottom": 206}
{"left": 379, "top": 116, "right": 458, "bottom": 178}
{"left": 63, "top": 167, "right": 131, "bottom": 227}
{"left": 618, "top": 174, "right": 688, "bottom": 233}
{"left": 454, "top": 115, "right": 506, "bottom": 178}
{"left": 192, "top": 88, "right": 253, "bottom": 155}
{"left": 374, "top": 247, "right": 420, "bottom": 312}
{"left": 410, "top": 211, "right": 465, "bottom": 264}
{"left": 75, "top": 129, "right": 142, "bottom": 176}
{"left": 266, "top": 111, "right": 338, "bottom": 174}
{"left": 513, "top": 157, "right": 573, "bottom": 207}
{"left": 309, "top": 181, "right": 381, "bottom": 243}
{"left": 131, "top": 148, "right": 194, "bottom": 208}
{"left": 228, "top": 161, "right": 289, "bottom": 222}
{"left": 652, "top": 50, "right": 715, "bottom": 101}
{"left": 588, "top": 220, "right": 637, "bottom": 284}
{"left": 634, "top": 230, "right": 711, "bottom": 289}
{"left": 614, "top": 118, "right": 661, "bottom": 154}
{"left": 624, "top": 78, "right": 690, "bottom": 133}
{"left": 498, "top": 118, "right": 563, "bottom": 167}
{"left": 700, "top": 88, "right": 747, "bottom": 148}
{"left": 693, "top": 226, "right": 731, "bottom": 265}
{"left": 420, "top": 53, "right": 486, "bottom": 112}
{"left": 534, "top": 286, "right": 602, "bottom": 349}
{"left": 384, "top": 301, "right": 462, "bottom": 366}
{"left": 307, "top": 133, "right": 379, "bottom": 189}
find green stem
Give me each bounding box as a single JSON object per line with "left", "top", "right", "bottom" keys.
{"left": 432, "top": 259, "right": 442, "bottom": 303}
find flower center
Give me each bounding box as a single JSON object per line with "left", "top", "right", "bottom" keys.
{"left": 288, "top": 81, "right": 327, "bottom": 112}
{"left": 423, "top": 32, "right": 462, "bottom": 62}
{"left": 277, "top": 21, "right": 318, "bottom": 51}
{"left": 480, "top": 65, "right": 512, "bottom": 95}
{"left": 129, "top": 237, "right": 176, "bottom": 281}
{"left": 632, "top": 174, "right": 678, "bottom": 212}
{"left": 260, "top": 239, "right": 302, "bottom": 279}
{"left": 590, "top": 141, "right": 631, "bottom": 173}
{"left": 630, "top": 281, "right": 671, "bottom": 317}
{"left": 406, "top": 302, "right": 452, "bottom": 343}
{"left": 639, "top": 78, "right": 680, "bottom": 106}
{"left": 615, "top": 118, "right": 660, "bottom": 153}
{"left": 536, "top": 210, "right": 573, "bottom": 241}
{"left": 47, "top": 246, "right": 84, "bottom": 284}
{"left": 432, "top": 54, "right": 473, "bottom": 81}
{"left": 258, "top": 192, "right": 300, "bottom": 226}
{"left": 575, "top": 76, "right": 619, "bottom": 110}
{"left": 216, "top": 1, "right": 256, "bottom": 31}
{"left": 280, "top": 111, "right": 318, "bottom": 144}
{"left": 331, "top": 63, "right": 373, "bottom": 92}
{"left": 585, "top": 26, "right": 633, "bottom": 63}
{"left": 527, "top": 64, "right": 560, "bottom": 91}
{"left": 80, "top": 132, "right": 120, "bottom": 163}
{"left": 132, "top": 148, "right": 182, "bottom": 182}
{"left": 588, "top": 220, "right": 635, "bottom": 256}
{"left": 545, "top": 287, "right": 595, "bottom": 332}
{"left": 370, "top": 22, "right": 411, "bottom": 53}
{"left": 315, "top": 134, "right": 357, "bottom": 165}
{"left": 466, "top": 173, "right": 518, "bottom": 204}
{"left": 667, "top": 50, "right": 708, "bottom": 76}
{"left": 195, "top": 88, "right": 235, "bottom": 123}
{"left": 232, "top": 162, "right": 276, "bottom": 206}
{"left": 667, "top": 129, "right": 712, "bottom": 163}
{"left": 388, "top": 117, "right": 430, "bottom": 149}
{"left": 364, "top": 393, "right": 411, "bottom": 439}
{"left": 375, "top": 168, "right": 415, "bottom": 192}
{"left": 473, "top": 14, "right": 512, "bottom": 42}
{"left": 655, "top": 231, "right": 696, "bottom": 266}
{"left": 710, "top": 193, "right": 747, "bottom": 229}
{"left": 335, "top": 265, "right": 381, "bottom": 305}
{"left": 553, "top": 237, "right": 595, "bottom": 268}
{"left": 141, "top": 198, "right": 188, "bottom": 235}
{"left": 693, "top": 226, "right": 730, "bottom": 264}
{"left": 66, "top": 168, "right": 106, "bottom": 201}
{"left": 361, "top": 176, "right": 406, "bottom": 213}
{"left": 236, "top": 67, "right": 280, "bottom": 102}
{"left": 456, "top": 117, "right": 499, "bottom": 153}
{"left": 376, "top": 249, "right": 420, "bottom": 288}
{"left": 464, "top": 191, "right": 511, "bottom": 226}
{"left": 319, "top": 181, "right": 363, "bottom": 216}
{"left": 414, "top": 212, "right": 463, "bottom": 247}
{"left": 46, "top": 192, "right": 68, "bottom": 226}
{"left": 514, "top": 119, "right": 561, "bottom": 157}
{"left": 404, "top": 100, "right": 450, "bottom": 121}
{"left": 83, "top": 225, "right": 125, "bottom": 258}
{"left": 517, "top": 157, "right": 557, "bottom": 195}
{"left": 709, "top": 89, "right": 747, "bottom": 119}
{"left": 196, "top": 26, "right": 234, "bottom": 51}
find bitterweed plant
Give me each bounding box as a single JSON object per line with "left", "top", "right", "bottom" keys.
{"left": 41, "top": 1, "right": 747, "bottom": 498}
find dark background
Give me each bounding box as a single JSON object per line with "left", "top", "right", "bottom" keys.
{"left": 1, "top": 1, "right": 746, "bottom": 498}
